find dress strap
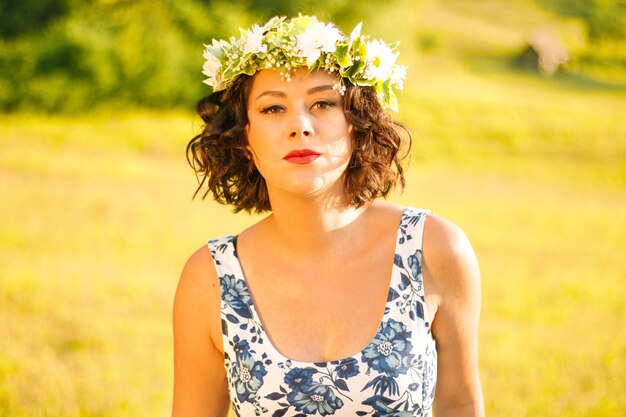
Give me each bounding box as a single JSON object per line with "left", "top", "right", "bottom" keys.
{"left": 397, "top": 207, "right": 430, "bottom": 253}
{"left": 207, "top": 235, "right": 239, "bottom": 277}
{"left": 208, "top": 235, "right": 271, "bottom": 352}
{"left": 391, "top": 207, "right": 432, "bottom": 327}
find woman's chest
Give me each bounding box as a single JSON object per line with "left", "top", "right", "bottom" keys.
{"left": 219, "top": 252, "right": 438, "bottom": 417}
{"left": 240, "top": 251, "right": 394, "bottom": 362}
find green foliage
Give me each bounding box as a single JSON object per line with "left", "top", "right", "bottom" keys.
{"left": 0, "top": 0, "right": 70, "bottom": 39}
{"left": 244, "top": 0, "right": 351, "bottom": 20}
{"left": 0, "top": 0, "right": 396, "bottom": 112}
{"left": 539, "top": 0, "right": 626, "bottom": 42}
{"left": 0, "top": 2, "right": 236, "bottom": 111}
{"left": 0, "top": 0, "right": 623, "bottom": 112}
{"left": 532, "top": 0, "right": 626, "bottom": 83}
{"left": 0, "top": 0, "right": 250, "bottom": 112}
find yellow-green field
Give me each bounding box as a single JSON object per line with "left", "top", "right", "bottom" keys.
{"left": 2, "top": 0, "right": 626, "bottom": 411}
{"left": 1, "top": 61, "right": 625, "bottom": 416}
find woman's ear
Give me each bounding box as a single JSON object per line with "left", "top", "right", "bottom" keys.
{"left": 243, "top": 145, "right": 258, "bottom": 173}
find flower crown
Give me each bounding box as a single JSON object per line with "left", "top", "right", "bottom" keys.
{"left": 202, "top": 15, "right": 407, "bottom": 111}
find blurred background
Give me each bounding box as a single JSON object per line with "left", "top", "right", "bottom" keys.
{"left": 0, "top": 0, "right": 624, "bottom": 416}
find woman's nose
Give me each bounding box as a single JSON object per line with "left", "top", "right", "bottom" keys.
{"left": 289, "top": 112, "right": 314, "bottom": 139}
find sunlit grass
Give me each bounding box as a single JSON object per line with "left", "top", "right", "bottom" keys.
{"left": 0, "top": 110, "right": 257, "bottom": 416}
{"left": 394, "top": 66, "right": 626, "bottom": 416}
{"left": 2, "top": 62, "right": 625, "bottom": 416}
{"left": 2, "top": 0, "right": 626, "bottom": 413}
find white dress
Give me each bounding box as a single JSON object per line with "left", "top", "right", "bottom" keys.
{"left": 207, "top": 207, "right": 437, "bottom": 416}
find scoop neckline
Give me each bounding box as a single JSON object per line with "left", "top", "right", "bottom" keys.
{"left": 226, "top": 206, "right": 411, "bottom": 365}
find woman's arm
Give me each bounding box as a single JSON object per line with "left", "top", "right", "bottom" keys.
{"left": 423, "top": 214, "right": 484, "bottom": 417}
{"left": 172, "top": 246, "right": 230, "bottom": 417}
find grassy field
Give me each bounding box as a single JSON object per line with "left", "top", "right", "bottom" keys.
{"left": 2, "top": 1, "right": 626, "bottom": 416}
{"left": 1, "top": 66, "right": 624, "bottom": 416}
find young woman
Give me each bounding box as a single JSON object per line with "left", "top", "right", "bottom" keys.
{"left": 173, "top": 16, "right": 484, "bottom": 417}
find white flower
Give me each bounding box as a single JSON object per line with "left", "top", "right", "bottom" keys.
{"left": 364, "top": 39, "right": 398, "bottom": 81}
{"left": 202, "top": 49, "right": 222, "bottom": 89}
{"left": 243, "top": 24, "right": 267, "bottom": 55}
{"left": 198, "top": 16, "right": 407, "bottom": 110}
{"left": 202, "top": 52, "right": 221, "bottom": 77}
{"left": 391, "top": 65, "right": 407, "bottom": 89}
{"left": 296, "top": 22, "right": 342, "bottom": 67}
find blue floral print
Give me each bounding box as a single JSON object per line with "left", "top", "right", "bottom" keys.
{"left": 232, "top": 335, "right": 251, "bottom": 358}
{"left": 220, "top": 274, "right": 253, "bottom": 319}
{"left": 288, "top": 384, "right": 344, "bottom": 415}
{"left": 229, "top": 335, "right": 268, "bottom": 405}
{"left": 285, "top": 367, "right": 316, "bottom": 391}
{"left": 264, "top": 363, "right": 359, "bottom": 415}
{"left": 336, "top": 358, "right": 360, "bottom": 379}
{"left": 232, "top": 354, "right": 268, "bottom": 403}
{"left": 394, "top": 250, "right": 426, "bottom": 321}
{"left": 362, "top": 319, "right": 414, "bottom": 377}
{"left": 365, "top": 397, "right": 419, "bottom": 417}
{"left": 208, "top": 207, "right": 437, "bottom": 416}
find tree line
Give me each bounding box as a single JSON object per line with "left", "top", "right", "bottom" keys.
{"left": 0, "top": 0, "right": 622, "bottom": 112}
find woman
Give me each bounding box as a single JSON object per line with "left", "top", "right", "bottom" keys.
{"left": 173, "top": 16, "right": 483, "bottom": 417}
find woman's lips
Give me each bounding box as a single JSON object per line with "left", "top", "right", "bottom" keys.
{"left": 283, "top": 149, "right": 321, "bottom": 164}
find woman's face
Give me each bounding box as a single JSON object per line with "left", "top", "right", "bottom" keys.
{"left": 246, "top": 68, "right": 353, "bottom": 200}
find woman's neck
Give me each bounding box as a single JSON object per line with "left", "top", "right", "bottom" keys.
{"left": 262, "top": 187, "right": 370, "bottom": 256}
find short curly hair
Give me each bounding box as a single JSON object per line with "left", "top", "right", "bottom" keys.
{"left": 186, "top": 73, "right": 411, "bottom": 213}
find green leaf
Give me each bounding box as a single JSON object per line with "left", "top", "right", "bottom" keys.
{"left": 350, "top": 36, "right": 365, "bottom": 55}
{"left": 348, "top": 76, "right": 375, "bottom": 86}
{"left": 381, "top": 80, "right": 398, "bottom": 111}
{"left": 342, "top": 54, "right": 365, "bottom": 78}
{"left": 207, "top": 45, "right": 224, "bottom": 61}
{"left": 335, "top": 44, "right": 350, "bottom": 67}
{"left": 241, "top": 65, "right": 257, "bottom": 76}
{"left": 292, "top": 15, "right": 316, "bottom": 33}
{"left": 221, "top": 63, "right": 239, "bottom": 80}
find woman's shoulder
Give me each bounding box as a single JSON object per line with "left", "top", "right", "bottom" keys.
{"left": 174, "top": 244, "right": 224, "bottom": 348}
{"left": 422, "top": 213, "right": 474, "bottom": 256}
{"left": 421, "top": 212, "right": 481, "bottom": 310}
{"left": 181, "top": 244, "right": 216, "bottom": 283}
{"left": 178, "top": 236, "right": 239, "bottom": 303}
{"left": 373, "top": 202, "right": 470, "bottom": 252}
{"left": 176, "top": 245, "right": 218, "bottom": 315}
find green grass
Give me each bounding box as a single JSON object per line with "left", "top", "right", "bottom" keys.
{"left": 1, "top": 1, "right": 625, "bottom": 416}
{"left": 1, "top": 66, "right": 625, "bottom": 416}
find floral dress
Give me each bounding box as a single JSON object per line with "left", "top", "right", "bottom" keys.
{"left": 207, "top": 207, "right": 437, "bottom": 416}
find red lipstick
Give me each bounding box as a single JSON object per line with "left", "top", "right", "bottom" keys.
{"left": 283, "top": 149, "right": 321, "bottom": 164}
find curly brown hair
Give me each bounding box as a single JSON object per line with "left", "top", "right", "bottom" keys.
{"left": 186, "top": 73, "right": 411, "bottom": 213}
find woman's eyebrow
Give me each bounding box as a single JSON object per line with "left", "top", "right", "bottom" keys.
{"left": 307, "top": 85, "right": 335, "bottom": 94}
{"left": 254, "top": 84, "right": 335, "bottom": 101}
{"left": 254, "top": 90, "right": 287, "bottom": 101}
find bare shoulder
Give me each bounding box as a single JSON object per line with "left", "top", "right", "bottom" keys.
{"left": 422, "top": 213, "right": 481, "bottom": 310}
{"left": 172, "top": 244, "right": 231, "bottom": 416}
{"left": 423, "top": 213, "right": 475, "bottom": 258}
{"left": 174, "top": 244, "right": 222, "bottom": 350}
{"left": 422, "top": 214, "right": 485, "bottom": 414}
{"left": 177, "top": 245, "right": 217, "bottom": 306}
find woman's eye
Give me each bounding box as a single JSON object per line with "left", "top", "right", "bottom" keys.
{"left": 260, "top": 105, "right": 284, "bottom": 114}
{"left": 312, "top": 101, "right": 336, "bottom": 110}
